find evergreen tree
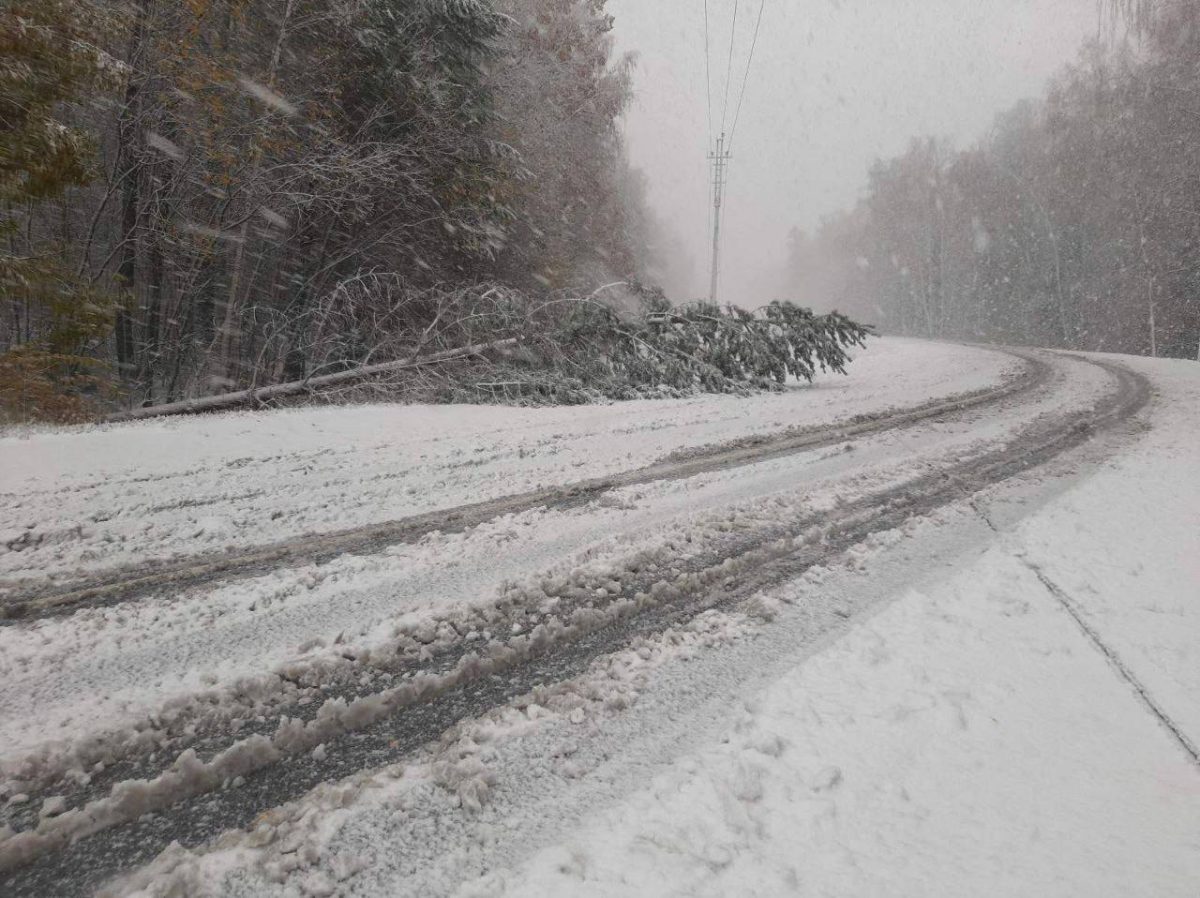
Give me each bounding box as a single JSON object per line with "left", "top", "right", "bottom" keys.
{"left": 0, "top": 0, "right": 121, "bottom": 420}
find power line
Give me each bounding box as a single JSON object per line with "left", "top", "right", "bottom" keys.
{"left": 705, "top": 0, "right": 769, "bottom": 304}
{"left": 727, "top": 0, "right": 767, "bottom": 152}
{"left": 703, "top": 1, "right": 714, "bottom": 251}
{"left": 703, "top": 0, "right": 714, "bottom": 149}
{"left": 719, "top": 0, "right": 740, "bottom": 134}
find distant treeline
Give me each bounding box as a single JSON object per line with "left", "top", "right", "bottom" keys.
{"left": 1, "top": 0, "right": 675, "bottom": 419}
{"left": 785, "top": 3, "right": 1200, "bottom": 359}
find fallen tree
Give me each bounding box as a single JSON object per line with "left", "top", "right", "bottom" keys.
{"left": 507, "top": 292, "right": 875, "bottom": 402}
{"left": 107, "top": 338, "right": 519, "bottom": 421}
{"left": 105, "top": 283, "right": 874, "bottom": 420}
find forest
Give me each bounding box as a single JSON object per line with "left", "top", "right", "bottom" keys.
{"left": 0, "top": 0, "right": 653, "bottom": 417}
{"left": 0, "top": 0, "right": 869, "bottom": 421}
{"left": 784, "top": 2, "right": 1200, "bottom": 361}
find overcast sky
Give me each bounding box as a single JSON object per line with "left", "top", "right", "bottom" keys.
{"left": 607, "top": 0, "right": 1101, "bottom": 303}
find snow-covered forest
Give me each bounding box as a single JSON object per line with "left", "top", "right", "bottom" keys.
{"left": 1, "top": 0, "right": 673, "bottom": 413}
{"left": 1, "top": 0, "right": 876, "bottom": 422}
{"left": 783, "top": 1, "right": 1200, "bottom": 360}
{"left": 0, "top": 0, "right": 762, "bottom": 420}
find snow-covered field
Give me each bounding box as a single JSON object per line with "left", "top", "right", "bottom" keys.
{"left": 3, "top": 339, "right": 1198, "bottom": 898}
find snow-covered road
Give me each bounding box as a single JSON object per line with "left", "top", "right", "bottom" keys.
{"left": 437, "top": 353, "right": 1200, "bottom": 898}
{"left": 1, "top": 339, "right": 1196, "bottom": 897}
{"left": 0, "top": 339, "right": 1032, "bottom": 761}
{"left": 0, "top": 339, "right": 1016, "bottom": 586}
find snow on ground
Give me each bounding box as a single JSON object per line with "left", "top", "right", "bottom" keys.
{"left": 461, "top": 550, "right": 1200, "bottom": 897}
{"left": 438, "top": 353, "right": 1200, "bottom": 898}
{"left": 0, "top": 338, "right": 1025, "bottom": 760}
{"left": 0, "top": 345, "right": 1107, "bottom": 767}
{"left": 6, "top": 342, "right": 1195, "bottom": 898}
{"left": 0, "top": 338, "right": 1016, "bottom": 583}
{"left": 1014, "top": 355, "right": 1200, "bottom": 743}
{"left": 109, "top": 350, "right": 1199, "bottom": 898}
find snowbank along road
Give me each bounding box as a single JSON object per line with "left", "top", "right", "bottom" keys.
{"left": 1, "top": 338, "right": 1197, "bottom": 897}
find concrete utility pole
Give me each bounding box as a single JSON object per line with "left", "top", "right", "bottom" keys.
{"left": 708, "top": 131, "right": 731, "bottom": 304}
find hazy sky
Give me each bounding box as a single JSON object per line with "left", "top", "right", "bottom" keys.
{"left": 607, "top": 0, "right": 1101, "bottom": 303}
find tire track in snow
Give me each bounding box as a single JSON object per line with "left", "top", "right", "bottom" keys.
{"left": 0, "top": 352, "right": 1048, "bottom": 622}
{"left": 0, "top": 353, "right": 1151, "bottom": 896}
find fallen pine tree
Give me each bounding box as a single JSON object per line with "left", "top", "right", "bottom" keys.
{"left": 106, "top": 339, "right": 519, "bottom": 421}
{"left": 102, "top": 284, "right": 873, "bottom": 420}
{"left": 501, "top": 290, "right": 875, "bottom": 403}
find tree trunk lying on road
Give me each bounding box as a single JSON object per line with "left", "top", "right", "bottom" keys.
{"left": 107, "top": 338, "right": 520, "bottom": 422}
